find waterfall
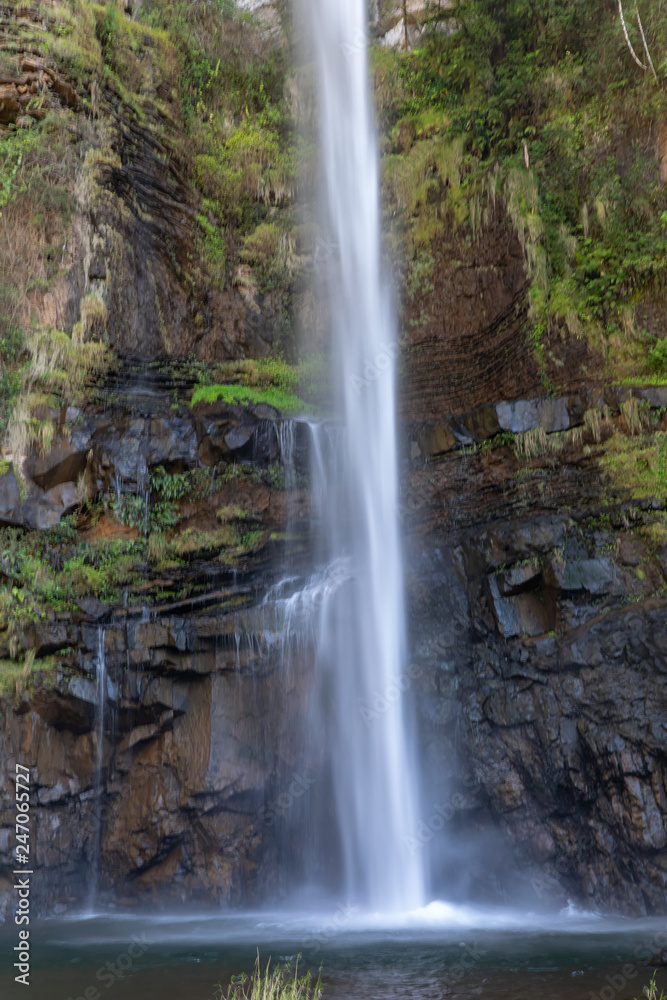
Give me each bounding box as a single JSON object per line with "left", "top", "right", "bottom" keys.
{"left": 88, "top": 626, "right": 106, "bottom": 911}
{"left": 309, "top": 0, "right": 426, "bottom": 911}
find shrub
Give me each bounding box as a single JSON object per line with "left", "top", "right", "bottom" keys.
{"left": 649, "top": 339, "right": 667, "bottom": 374}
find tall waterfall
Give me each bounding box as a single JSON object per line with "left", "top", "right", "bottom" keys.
{"left": 88, "top": 627, "right": 106, "bottom": 910}
{"left": 310, "top": 0, "right": 426, "bottom": 911}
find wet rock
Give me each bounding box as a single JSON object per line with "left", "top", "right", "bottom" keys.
{"left": 544, "top": 556, "right": 619, "bottom": 596}
{"left": 462, "top": 404, "right": 501, "bottom": 442}
{"left": 225, "top": 423, "right": 257, "bottom": 451}
{"left": 0, "top": 465, "right": 22, "bottom": 526}
{"left": 147, "top": 416, "right": 198, "bottom": 468}
{"left": 416, "top": 420, "right": 456, "bottom": 459}
{"left": 88, "top": 255, "right": 106, "bottom": 280}
{"left": 495, "top": 559, "right": 541, "bottom": 595}
{"left": 644, "top": 948, "right": 667, "bottom": 966}
{"left": 637, "top": 386, "right": 667, "bottom": 409}
{"left": 25, "top": 420, "right": 95, "bottom": 490}
{"left": 488, "top": 577, "right": 550, "bottom": 638}
{"left": 43, "top": 481, "right": 79, "bottom": 512}
{"left": 76, "top": 598, "right": 111, "bottom": 621}
{"left": 496, "top": 396, "right": 570, "bottom": 434}
{"left": 410, "top": 511, "right": 667, "bottom": 915}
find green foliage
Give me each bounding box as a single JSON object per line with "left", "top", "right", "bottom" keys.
{"left": 96, "top": 2, "right": 119, "bottom": 64}
{"left": 649, "top": 339, "right": 667, "bottom": 374}
{"left": 635, "top": 973, "right": 666, "bottom": 1000}
{"left": 150, "top": 464, "right": 216, "bottom": 501}
{"left": 602, "top": 431, "right": 667, "bottom": 500}
{"left": 196, "top": 212, "right": 226, "bottom": 286}
{"left": 192, "top": 355, "right": 328, "bottom": 411}
{"left": 375, "top": 0, "right": 667, "bottom": 380}
{"left": 139, "top": 0, "right": 298, "bottom": 301}
{"left": 0, "top": 114, "right": 73, "bottom": 218}
{"left": 191, "top": 383, "right": 308, "bottom": 414}
{"left": 0, "top": 651, "right": 58, "bottom": 699}
{"left": 219, "top": 954, "right": 322, "bottom": 1000}
{"left": 112, "top": 493, "right": 146, "bottom": 531}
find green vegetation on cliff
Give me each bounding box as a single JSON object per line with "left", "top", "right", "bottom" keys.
{"left": 375, "top": 0, "right": 667, "bottom": 383}
{"left": 0, "top": 0, "right": 302, "bottom": 462}
{"left": 190, "top": 355, "right": 327, "bottom": 414}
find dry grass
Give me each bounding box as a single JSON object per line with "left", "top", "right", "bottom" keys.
{"left": 514, "top": 423, "right": 588, "bottom": 461}
{"left": 584, "top": 407, "right": 603, "bottom": 443}
{"left": 514, "top": 426, "right": 550, "bottom": 460}
{"left": 621, "top": 396, "right": 650, "bottom": 436}
{"left": 6, "top": 331, "right": 109, "bottom": 459}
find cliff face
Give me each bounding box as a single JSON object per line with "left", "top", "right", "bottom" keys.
{"left": 1, "top": 0, "right": 667, "bottom": 920}
{"left": 0, "top": 372, "right": 317, "bottom": 919}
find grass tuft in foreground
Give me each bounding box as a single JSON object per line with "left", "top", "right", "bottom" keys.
{"left": 637, "top": 973, "right": 666, "bottom": 1000}
{"left": 219, "top": 953, "right": 322, "bottom": 1000}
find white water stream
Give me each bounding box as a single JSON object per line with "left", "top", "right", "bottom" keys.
{"left": 309, "top": 0, "right": 426, "bottom": 911}
{"left": 88, "top": 627, "right": 106, "bottom": 910}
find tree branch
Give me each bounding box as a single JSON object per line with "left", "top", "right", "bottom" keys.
{"left": 618, "top": 0, "right": 647, "bottom": 70}
{"left": 635, "top": 1, "right": 658, "bottom": 80}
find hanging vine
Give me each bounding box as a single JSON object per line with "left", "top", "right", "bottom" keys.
{"left": 618, "top": 0, "right": 658, "bottom": 79}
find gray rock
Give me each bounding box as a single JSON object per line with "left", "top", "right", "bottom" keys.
{"left": 0, "top": 464, "right": 22, "bottom": 525}
{"left": 496, "top": 559, "right": 541, "bottom": 595}
{"left": 637, "top": 386, "right": 667, "bottom": 409}
{"left": 77, "top": 598, "right": 111, "bottom": 621}
{"left": 546, "top": 556, "right": 619, "bottom": 596}
{"left": 496, "top": 397, "right": 570, "bottom": 434}
{"left": 147, "top": 415, "right": 198, "bottom": 467}
{"left": 225, "top": 423, "right": 257, "bottom": 451}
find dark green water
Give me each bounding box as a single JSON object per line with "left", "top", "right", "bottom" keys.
{"left": 1, "top": 908, "right": 666, "bottom": 1000}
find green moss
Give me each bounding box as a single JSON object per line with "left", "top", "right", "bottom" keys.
{"left": 0, "top": 653, "right": 59, "bottom": 699}
{"left": 240, "top": 528, "right": 263, "bottom": 551}
{"left": 196, "top": 212, "right": 226, "bottom": 286}
{"left": 191, "top": 355, "right": 328, "bottom": 410}
{"left": 373, "top": 0, "right": 667, "bottom": 380}
{"left": 601, "top": 432, "right": 667, "bottom": 501}
{"left": 191, "top": 383, "right": 309, "bottom": 414}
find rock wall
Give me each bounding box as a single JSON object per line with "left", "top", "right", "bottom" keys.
{"left": 0, "top": 374, "right": 316, "bottom": 920}
{"left": 401, "top": 381, "right": 667, "bottom": 916}
{"left": 1, "top": 0, "right": 666, "bottom": 923}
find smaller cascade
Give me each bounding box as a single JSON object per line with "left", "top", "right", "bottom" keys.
{"left": 277, "top": 419, "right": 297, "bottom": 489}
{"left": 88, "top": 627, "right": 106, "bottom": 912}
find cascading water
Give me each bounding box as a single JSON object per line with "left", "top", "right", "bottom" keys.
{"left": 88, "top": 627, "right": 106, "bottom": 910}
{"left": 308, "top": 0, "right": 426, "bottom": 911}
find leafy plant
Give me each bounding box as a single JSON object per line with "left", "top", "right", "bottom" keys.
{"left": 649, "top": 339, "right": 667, "bottom": 374}
{"left": 635, "top": 973, "right": 666, "bottom": 1000}
{"left": 219, "top": 954, "right": 322, "bottom": 1000}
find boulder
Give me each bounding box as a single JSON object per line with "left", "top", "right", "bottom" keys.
{"left": 496, "top": 397, "right": 570, "bottom": 434}
{"left": 25, "top": 421, "right": 94, "bottom": 490}
{"left": 0, "top": 465, "right": 22, "bottom": 525}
